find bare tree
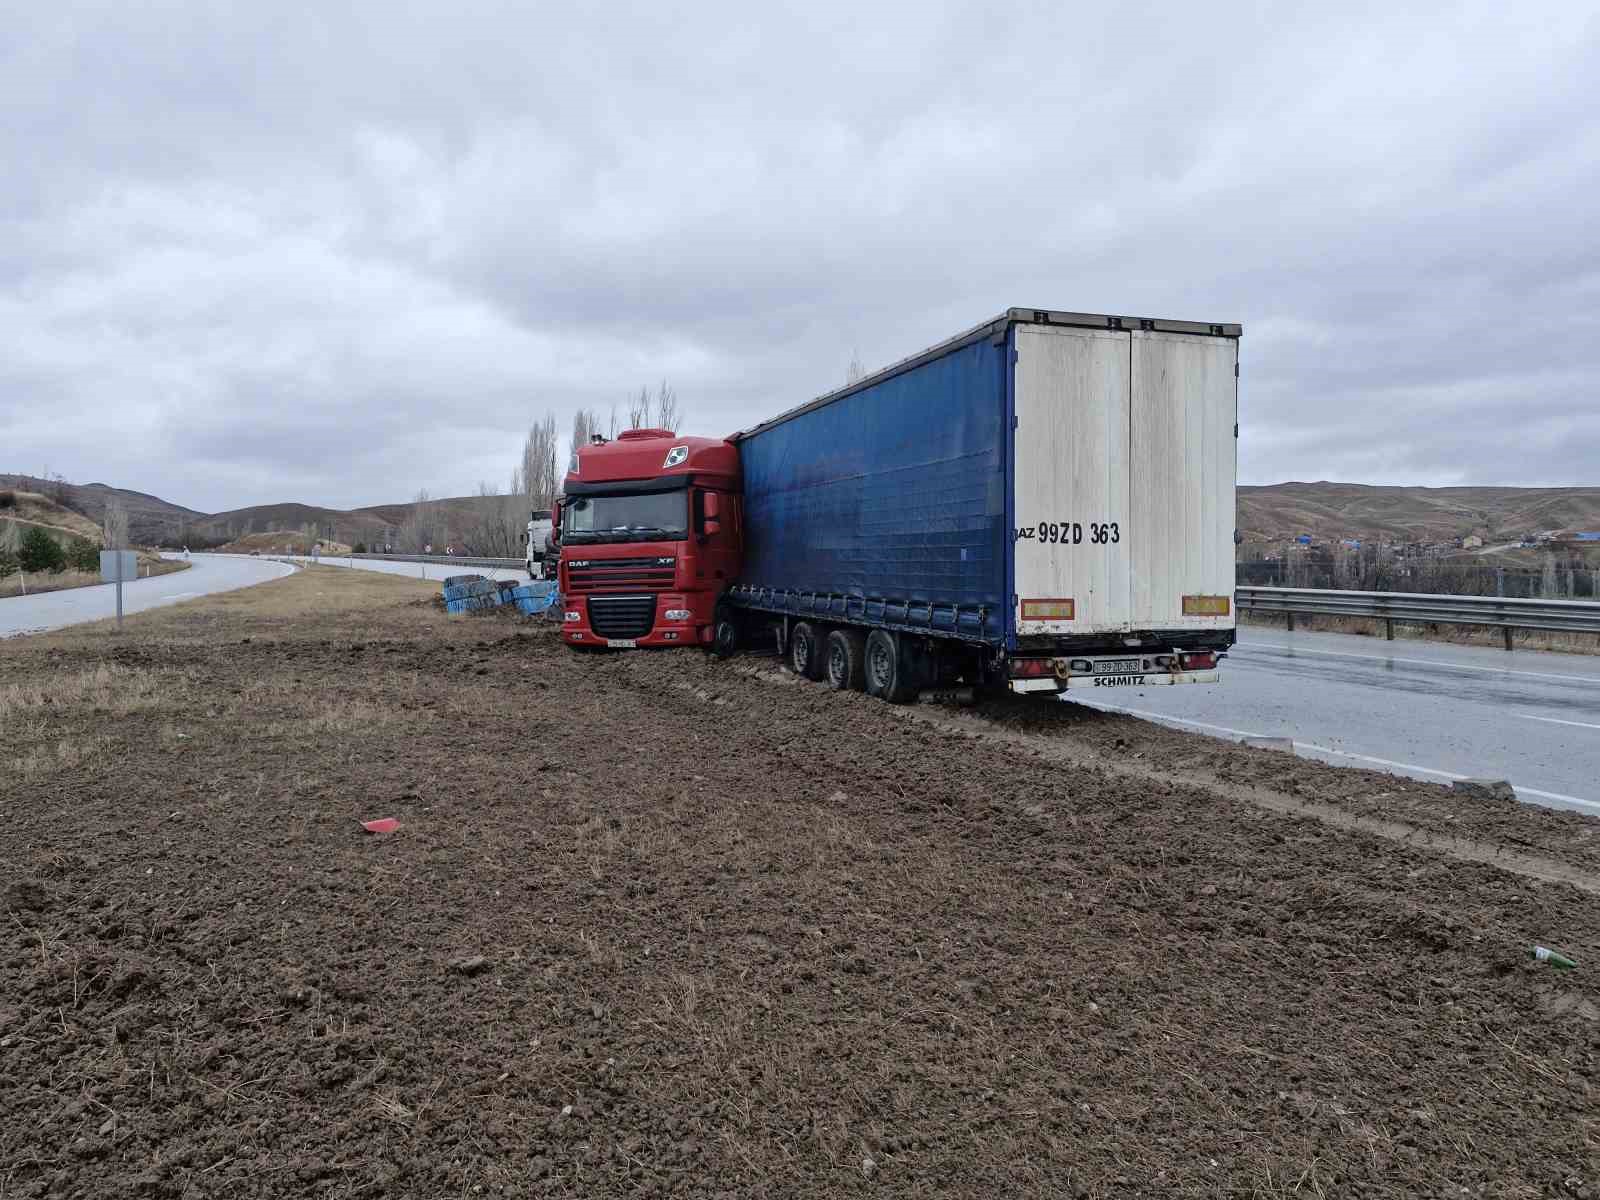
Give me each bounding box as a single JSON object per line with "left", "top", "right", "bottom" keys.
{"left": 847, "top": 351, "right": 867, "bottom": 385}
{"left": 626, "top": 386, "right": 650, "bottom": 430}
{"left": 654, "top": 380, "right": 680, "bottom": 432}
{"left": 621, "top": 381, "right": 683, "bottom": 433}
{"left": 568, "top": 408, "right": 599, "bottom": 475}
{"left": 464, "top": 481, "right": 525, "bottom": 557}
{"left": 398, "top": 489, "right": 445, "bottom": 553}
{"left": 520, "top": 414, "right": 560, "bottom": 509}
{"left": 101, "top": 498, "right": 129, "bottom": 549}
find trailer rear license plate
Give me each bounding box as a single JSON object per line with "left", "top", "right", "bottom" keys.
{"left": 607, "top": 638, "right": 638, "bottom": 648}
{"left": 1092, "top": 658, "right": 1143, "bottom": 674}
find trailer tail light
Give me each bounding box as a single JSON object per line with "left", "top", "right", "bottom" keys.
{"left": 1182, "top": 594, "right": 1231, "bottom": 617}
{"left": 1178, "top": 651, "right": 1217, "bottom": 670}
{"left": 1009, "top": 658, "right": 1054, "bottom": 678}
{"left": 1020, "top": 598, "right": 1075, "bottom": 621}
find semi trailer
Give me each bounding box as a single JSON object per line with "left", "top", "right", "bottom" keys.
{"left": 555, "top": 307, "right": 1240, "bottom": 701}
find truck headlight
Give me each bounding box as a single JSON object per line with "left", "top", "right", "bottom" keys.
{"left": 663, "top": 608, "right": 691, "bottom": 621}
{"left": 563, "top": 610, "right": 581, "bottom": 623}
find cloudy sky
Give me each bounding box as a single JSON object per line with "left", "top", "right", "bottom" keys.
{"left": 4, "top": 2, "right": 1597, "bottom": 513}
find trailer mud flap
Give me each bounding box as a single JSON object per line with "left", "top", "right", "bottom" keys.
{"left": 1063, "top": 670, "right": 1219, "bottom": 689}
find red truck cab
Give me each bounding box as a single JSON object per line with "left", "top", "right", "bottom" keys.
{"left": 557, "top": 429, "right": 741, "bottom": 648}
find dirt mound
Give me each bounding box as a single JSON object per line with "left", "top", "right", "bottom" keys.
{"left": 2, "top": 571, "right": 1598, "bottom": 1196}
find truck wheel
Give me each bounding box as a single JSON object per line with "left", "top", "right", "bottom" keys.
{"left": 825, "top": 628, "right": 866, "bottom": 691}
{"left": 790, "top": 621, "right": 826, "bottom": 680}
{"left": 711, "top": 606, "right": 741, "bottom": 658}
{"left": 864, "top": 630, "right": 915, "bottom": 703}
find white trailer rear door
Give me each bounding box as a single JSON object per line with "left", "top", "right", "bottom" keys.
{"left": 1012, "top": 323, "right": 1237, "bottom": 638}
{"left": 1012, "top": 326, "right": 1131, "bottom": 635}
{"left": 1128, "top": 330, "right": 1237, "bottom": 629}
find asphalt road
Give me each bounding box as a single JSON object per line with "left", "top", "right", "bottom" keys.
{"left": 0, "top": 553, "right": 294, "bottom": 639}
{"left": 1074, "top": 625, "right": 1600, "bottom": 815}
{"left": 281, "top": 555, "right": 529, "bottom": 582}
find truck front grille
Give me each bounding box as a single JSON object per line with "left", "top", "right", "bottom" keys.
{"left": 587, "top": 594, "right": 657, "bottom": 639}
{"left": 565, "top": 557, "right": 676, "bottom": 594}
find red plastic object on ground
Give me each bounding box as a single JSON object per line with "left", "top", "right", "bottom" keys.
{"left": 362, "top": 817, "right": 400, "bottom": 834}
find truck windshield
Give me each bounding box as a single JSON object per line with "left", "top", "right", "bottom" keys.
{"left": 562, "top": 491, "right": 688, "bottom": 543}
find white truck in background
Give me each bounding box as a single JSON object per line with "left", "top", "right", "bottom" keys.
{"left": 522, "top": 509, "right": 555, "bottom": 579}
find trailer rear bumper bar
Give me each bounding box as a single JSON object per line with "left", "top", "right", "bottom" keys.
{"left": 1010, "top": 669, "right": 1219, "bottom": 695}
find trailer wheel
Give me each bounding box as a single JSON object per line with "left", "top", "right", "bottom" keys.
{"left": 711, "top": 604, "right": 741, "bottom": 658}
{"left": 825, "top": 628, "right": 866, "bottom": 691}
{"left": 864, "top": 630, "right": 915, "bottom": 703}
{"left": 790, "top": 621, "right": 826, "bottom": 680}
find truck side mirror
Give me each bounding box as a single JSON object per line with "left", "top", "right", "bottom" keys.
{"left": 519, "top": 532, "right": 529, "bottom": 544}
{"left": 703, "top": 518, "right": 722, "bottom": 538}
{"left": 703, "top": 492, "right": 721, "bottom": 520}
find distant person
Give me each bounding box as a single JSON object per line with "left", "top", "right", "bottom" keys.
{"left": 425, "top": 543, "right": 432, "bottom": 554}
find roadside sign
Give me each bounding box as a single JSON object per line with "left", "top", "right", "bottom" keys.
{"left": 100, "top": 550, "right": 137, "bottom": 629}
{"left": 99, "top": 550, "right": 136, "bottom": 582}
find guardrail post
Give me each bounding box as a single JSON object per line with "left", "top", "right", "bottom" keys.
{"left": 1503, "top": 626, "right": 1513, "bottom": 652}
{"left": 1385, "top": 619, "right": 1394, "bottom": 641}
{"left": 1285, "top": 611, "right": 1295, "bottom": 632}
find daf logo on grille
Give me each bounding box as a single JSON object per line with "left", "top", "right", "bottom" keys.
{"left": 663, "top": 445, "right": 689, "bottom": 468}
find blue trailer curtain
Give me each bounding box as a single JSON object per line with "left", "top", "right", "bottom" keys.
{"left": 737, "top": 339, "right": 1007, "bottom": 641}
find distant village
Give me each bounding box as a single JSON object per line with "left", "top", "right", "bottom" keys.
{"left": 1239, "top": 527, "right": 1600, "bottom": 600}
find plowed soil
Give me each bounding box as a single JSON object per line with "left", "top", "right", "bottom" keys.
{"left": 3, "top": 566, "right": 1598, "bottom": 1198}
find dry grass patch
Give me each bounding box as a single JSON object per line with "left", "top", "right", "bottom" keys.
{"left": 0, "top": 663, "right": 187, "bottom": 721}
{"left": 15, "top": 734, "right": 116, "bottom": 781}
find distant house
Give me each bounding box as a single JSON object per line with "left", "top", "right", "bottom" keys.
{"left": 1576, "top": 532, "right": 1600, "bottom": 542}
{"left": 1462, "top": 535, "right": 1484, "bottom": 549}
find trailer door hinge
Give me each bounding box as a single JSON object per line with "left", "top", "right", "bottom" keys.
{"left": 1233, "top": 423, "right": 1239, "bottom": 438}
{"left": 1234, "top": 362, "right": 1240, "bottom": 377}
{"left": 1012, "top": 415, "right": 1019, "bottom": 430}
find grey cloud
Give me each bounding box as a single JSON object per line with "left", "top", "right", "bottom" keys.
{"left": 2, "top": 1, "right": 1597, "bottom": 509}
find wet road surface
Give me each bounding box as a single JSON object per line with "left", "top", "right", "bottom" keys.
{"left": 1074, "top": 626, "right": 1600, "bottom": 814}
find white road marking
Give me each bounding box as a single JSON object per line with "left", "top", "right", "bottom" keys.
{"left": 1515, "top": 713, "right": 1600, "bottom": 732}
{"left": 1237, "top": 639, "right": 1600, "bottom": 684}
{"left": 1078, "top": 700, "right": 1600, "bottom": 814}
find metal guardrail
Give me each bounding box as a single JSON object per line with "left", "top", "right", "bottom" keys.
{"left": 1236, "top": 586, "right": 1600, "bottom": 649}
{"left": 345, "top": 553, "right": 526, "bottom": 571}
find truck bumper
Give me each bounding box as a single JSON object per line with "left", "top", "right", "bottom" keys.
{"left": 561, "top": 592, "right": 717, "bottom": 649}
{"left": 1010, "top": 669, "right": 1220, "bottom": 695}
{"left": 1062, "top": 670, "right": 1219, "bottom": 690}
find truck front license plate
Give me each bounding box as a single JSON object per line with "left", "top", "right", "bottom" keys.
{"left": 607, "top": 638, "right": 638, "bottom": 648}
{"left": 1093, "top": 658, "right": 1143, "bottom": 674}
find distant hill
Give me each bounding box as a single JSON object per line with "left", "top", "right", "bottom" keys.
{"left": 12, "top": 471, "right": 1598, "bottom": 556}
{"left": 0, "top": 488, "right": 104, "bottom": 544}
{"left": 0, "top": 474, "right": 524, "bottom": 550}
{"left": 1238, "top": 483, "right": 1600, "bottom": 546}
{"left": 1, "top": 475, "right": 205, "bottom": 544}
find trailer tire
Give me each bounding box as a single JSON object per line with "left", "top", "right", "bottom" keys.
{"left": 790, "top": 621, "right": 827, "bottom": 681}
{"left": 864, "top": 630, "right": 915, "bottom": 704}
{"left": 711, "top": 604, "right": 741, "bottom": 659}
{"left": 825, "top": 628, "right": 866, "bottom": 691}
